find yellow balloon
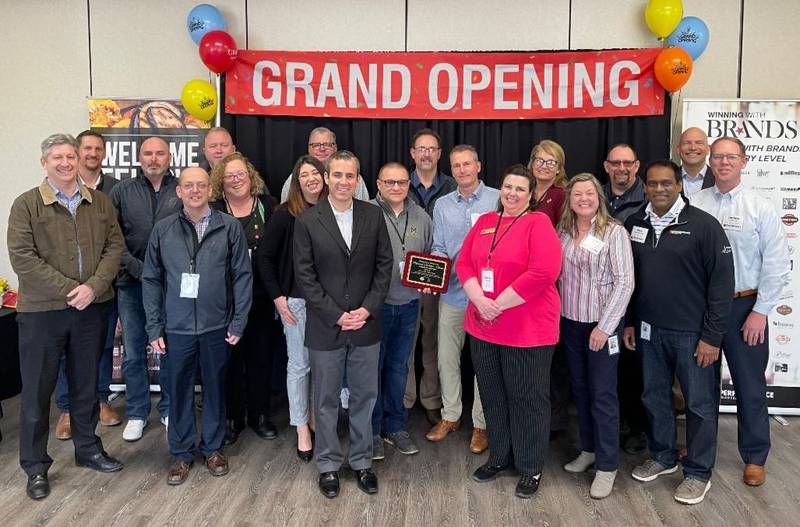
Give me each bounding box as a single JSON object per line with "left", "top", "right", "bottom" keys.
{"left": 181, "top": 79, "right": 218, "bottom": 122}
{"left": 645, "top": 0, "right": 683, "bottom": 39}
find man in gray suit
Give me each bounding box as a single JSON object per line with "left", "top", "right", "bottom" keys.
{"left": 293, "top": 150, "right": 393, "bottom": 499}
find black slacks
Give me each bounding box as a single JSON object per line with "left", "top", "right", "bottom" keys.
{"left": 17, "top": 302, "right": 109, "bottom": 476}
{"left": 471, "top": 337, "right": 554, "bottom": 476}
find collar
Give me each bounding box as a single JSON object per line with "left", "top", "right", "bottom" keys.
{"left": 182, "top": 205, "right": 212, "bottom": 223}
{"left": 411, "top": 169, "right": 441, "bottom": 189}
{"left": 375, "top": 193, "right": 410, "bottom": 216}
{"left": 607, "top": 177, "right": 641, "bottom": 199}
{"left": 328, "top": 196, "right": 354, "bottom": 214}
{"left": 645, "top": 195, "right": 685, "bottom": 220}
{"left": 713, "top": 182, "right": 744, "bottom": 199}
{"left": 682, "top": 164, "right": 708, "bottom": 180}
{"left": 456, "top": 180, "right": 485, "bottom": 202}
{"left": 78, "top": 171, "right": 104, "bottom": 190}
{"left": 39, "top": 178, "right": 92, "bottom": 206}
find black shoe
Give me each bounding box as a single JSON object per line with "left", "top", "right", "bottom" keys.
{"left": 472, "top": 463, "right": 515, "bottom": 483}
{"left": 26, "top": 473, "right": 49, "bottom": 500}
{"left": 354, "top": 468, "right": 378, "bottom": 494}
{"left": 318, "top": 471, "right": 340, "bottom": 499}
{"left": 251, "top": 415, "right": 278, "bottom": 440}
{"left": 515, "top": 473, "right": 541, "bottom": 499}
{"left": 75, "top": 452, "right": 123, "bottom": 473}
{"left": 297, "top": 448, "right": 313, "bottom": 463}
{"left": 223, "top": 420, "right": 242, "bottom": 446}
{"left": 623, "top": 431, "right": 648, "bottom": 455}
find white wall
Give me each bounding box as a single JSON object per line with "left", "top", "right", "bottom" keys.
{"left": 2, "top": 0, "right": 798, "bottom": 286}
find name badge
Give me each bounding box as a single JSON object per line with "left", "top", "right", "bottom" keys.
{"left": 180, "top": 273, "right": 200, "bottom": 299}
{"left": 640, "top": 321, "right": 651, "bottom": 341}
{"left": 630, "top": 226, "right": 648, "bottom": 244}
{"left": 580, "top": 234, "right": 605, "bottom": 255}
{"left": 608, "top": 335, "right": 620, "bottom": 356}
{"left": 471, "top": 213, "right": 482, "bottom": 227}
{"left": 481, "top": 267, "right": 495, "bottom": 293}
{"left": 722, "top": 215, "right": 744, "bottom": 232}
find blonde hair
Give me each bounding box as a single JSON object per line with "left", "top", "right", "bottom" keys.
{"left": 210, "top": 152, "right": 265, "bottom": 201}
{"left": 558, "top": 172, "right": 619, "bottom": 238}
{"left": 528, "top": 139, "right": 567, "bottom": 188}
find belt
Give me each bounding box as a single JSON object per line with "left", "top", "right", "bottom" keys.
{"left": 734, "top": 289, "right": 757, "bottom": 299}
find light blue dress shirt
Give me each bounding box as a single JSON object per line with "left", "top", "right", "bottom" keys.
{"left": 431, "top": 181, "right": 500, "bottom": 307}
{"left": 681, "top": 165, "right": 708, "bottom": 197}
{"left": 47, "top": 178, "right": 86, "bottom": 276}
{"left": 693, "top": 184, "right": 790, "bottom": 314}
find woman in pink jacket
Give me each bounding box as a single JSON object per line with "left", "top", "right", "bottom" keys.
{"left": 456, "top": 164, "right": 562, "bottom": 499}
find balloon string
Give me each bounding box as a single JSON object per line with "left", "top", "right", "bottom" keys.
{"left": 671, "top": 89, "right": 683, "bottom": 147}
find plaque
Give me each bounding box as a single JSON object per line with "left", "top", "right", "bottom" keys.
{"left": 401, "top": 251, "right": 451, "bottom": 293}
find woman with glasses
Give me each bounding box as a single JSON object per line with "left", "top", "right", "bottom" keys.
{"left": 455, "top": 164, "right": 562, "bottom": 499}
{"left": 259, "top": 155, "right": 327, "bottom": 462}
{"left": 557, "top": 173, "right": 634, "bottom": 499}
{"left": 210, "top": 153, "right": 279, "bottom": 445}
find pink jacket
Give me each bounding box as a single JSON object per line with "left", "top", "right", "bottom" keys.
{"left": 456, "top": 211, "right": 562, "bottom": 348}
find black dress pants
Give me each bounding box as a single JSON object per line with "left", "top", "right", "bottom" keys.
{"left": 17, "top": 303, "right": 108, "bottom": 476}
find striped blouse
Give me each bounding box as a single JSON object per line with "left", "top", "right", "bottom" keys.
{"left": 558, "top": 221, "right": 635, "bottom": 335}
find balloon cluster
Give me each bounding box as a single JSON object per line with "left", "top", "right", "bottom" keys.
{"left": 181, "top": 4, "right": 240, "bottom": 121}
{"left": 644, "top": 1, "right": 710, "bottom": 93}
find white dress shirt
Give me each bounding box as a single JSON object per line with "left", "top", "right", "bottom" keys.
{"left": 330, "top": 197, "right": 354, "bottom": 249}
{"left": 681, "top": 165, "right": 708, "bottom": 196}
{"left": 693, "top": 184, "right": 790, "bottom": 314}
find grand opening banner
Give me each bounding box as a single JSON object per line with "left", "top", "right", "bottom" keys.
{"left": 225, "top": 49, "right": 665, "bottom": 120}
{"left": 683, "top": 98, "right": 800, "bottom": 415}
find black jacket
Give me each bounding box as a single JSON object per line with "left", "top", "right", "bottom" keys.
{"left": 109, "top": 171, "right": 182, "bottom": 286}
{"left": 408, "top": 170, "right": 457, "bottom": 217}
{"left": 259, "top": 205, "right": 299, "bottom": 300}
{"left": 605, "top": 177, "right": 647, "bottom": 224}
{"left": 142, "top": 208, "right": 252, "bottom": 341}
{"left": 624, "top": 197, "right": 734, "bottom": 347}
{"left": 293, "top": 199, "right": 393, "bottom": 350}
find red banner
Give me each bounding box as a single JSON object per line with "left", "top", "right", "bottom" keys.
{"left": 225, "top": 49, "right": 664, "bottom": 120}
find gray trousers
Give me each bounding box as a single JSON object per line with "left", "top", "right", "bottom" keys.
{"left": 310, "top": 342, "right": 380, "bottom": 473}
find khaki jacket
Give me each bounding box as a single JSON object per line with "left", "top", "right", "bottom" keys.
{"left": 7, "top": 179, "right": 123, "bottom": 312}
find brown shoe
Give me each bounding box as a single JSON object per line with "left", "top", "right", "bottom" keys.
{"left": 425, "top": 408, "right": 442, "bottom": 426}
{"left": 55, "top": 413, "right": 71, "bottom": 440}
{"left": 99, "top": 402, "right": 122, "bottom": 427}
{"left": 167, "top": 460, "right": 192, "bottom": 486}
{"left": 470, "top": 428, "right": 488, "bottom": 454}
{"left": 426, "top": 419, "right": 460, "bottom": 442}
{"left": 206, "top": 452, "right": 229, "bottom": 477}
{"left": 743, "top": 464, "right": 765, "bottom": 486}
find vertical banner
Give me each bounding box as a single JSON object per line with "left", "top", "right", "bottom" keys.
{"left": 683, "top": 99, "right": 800, "bottom": 415}
{"left": 87, "top": 97, "right": 210, "bottom": 179}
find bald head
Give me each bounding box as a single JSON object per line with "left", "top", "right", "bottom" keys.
{"left": 178, "top": 166, "right": 210, "bottom": 184}
{"left": 678, "top": 127, "right": 709, "bottom": 174}
{"left": 139, "top": 136, "right": 171, "bottom": 181}
{"left": 177, "top": 166, "right": 212, "bottom": 212}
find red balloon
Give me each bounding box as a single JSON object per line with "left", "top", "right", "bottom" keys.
{"left": 654, "top": 47, "right": 693, "bottom": 93}
{"left": 199, "top": 30, "right": 238, "bottom": 74}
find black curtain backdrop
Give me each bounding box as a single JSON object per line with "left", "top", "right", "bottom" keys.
{"left": 221, "top": 79, "right": 672, "bottom": 198}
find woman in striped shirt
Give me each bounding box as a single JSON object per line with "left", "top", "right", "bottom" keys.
{"left": 557, "top": 173, "right": 634, "bottom": 499}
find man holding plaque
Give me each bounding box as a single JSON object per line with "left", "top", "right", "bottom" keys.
{"left": 369, "top": 162, "right": 432, "bottom": 460}
{"left": 426, "top": 145, "right": 499, "bottom": 454}
{"left": 293, "top": 150, "right": 393, "bottom": 498}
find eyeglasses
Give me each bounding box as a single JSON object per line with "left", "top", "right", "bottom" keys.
{"left": 606, "top": 160, "right": 637, "bottom": 168}
{"left": 181, "top": 183, "right": 209, "bottom": 191}
{"left": 223, "top": 172, "right": 248, "bottom": 181}
{"left": 379, "top": 179, "right": 410, "bottom": 188}
{"left": 710, "top": 153, "right": 744, "bottom": 162}
{"left": 532, "top": 157, "right": 559, "bottom": 168}
{"left": 414, "top": 146, "right": 440, "bottom": 155}
{"left": 309, "top": 142, "right": 336, "bottom": 150}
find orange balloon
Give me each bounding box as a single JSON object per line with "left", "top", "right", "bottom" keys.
{"left": 654, "top": 47, "right": 693, "bottom": 92}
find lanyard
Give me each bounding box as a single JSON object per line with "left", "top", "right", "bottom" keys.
{"left": 181, "top": 219, "right": 202, "bottom": 273}
{"left": 487, "top": 211, "right": 527, "bottom": 265}
{"left": 387, "top": 210, "right": 410, "bottom": 252}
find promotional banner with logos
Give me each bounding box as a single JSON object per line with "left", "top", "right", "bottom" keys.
{"left": 683, "top": 98, "right": 800, "bottom": 415}
{"left": 87, "top": 97, "right": 211, "bottom": 180}
{"left": 225, "top": 49, "right": 665, "bottom": 120}
{"left": 88, "top": 97, "right": 211, "bottom": 392}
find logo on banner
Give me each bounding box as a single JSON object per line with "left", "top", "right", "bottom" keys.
{"left": 783, "top": 198, "right": 798, "bottom": 210}
{"left": 782, "top": 170, "right": 800, "bottom": 176}
{"left": 782, "top": 214, "right": 799, "bottom": 226}
{"left": 781, "top": 187, "right": 800, "bottom": 193}
{"left": 756, "top": 169, "right": 769, "bottom": 178}
{"left": 772, "top": 320, "right": 794, "bottom": 329}
{"left": 775, "top": 335, "right": 791, "bottom": 345}
{"left": 776, "top": 305, "right": 793, "bottom": 316}
{"left": 774, "top": 362, "right": 789, "bottom": 373}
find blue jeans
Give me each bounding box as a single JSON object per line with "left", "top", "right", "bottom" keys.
{"left": 118, "top": 284, "right": 169, "bottom": 420}
{"left": 165, "top": 329, "right": 229, "bottom": 462}
{"left": 55, "top": 301, "right": 117, "bottom": 412}
{"left": 372, "top": 300, "right": 418, "bottom": 435}
{"left": 638, "top": 324, "right": 720, "bottom": 481}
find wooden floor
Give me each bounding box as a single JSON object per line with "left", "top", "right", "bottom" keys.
{"left": 0, "top": 396, "right": 798, "bottom": 527}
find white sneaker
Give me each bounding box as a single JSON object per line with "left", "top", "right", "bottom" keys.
{"left": 123, "top": 419, "right": 147, "bottom": 441}
{"left": 564, "top": 451, "right": 596, "bottom": 473}
{"left": 590, "top": 470, "right": 617, "bottom": 499}
{"left": 161, "top": 416, "right": 169, "bottom": 427}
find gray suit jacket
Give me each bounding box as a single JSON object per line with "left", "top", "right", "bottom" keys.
{"left": 293, "top": 199, "right": 393, "bottom": 350}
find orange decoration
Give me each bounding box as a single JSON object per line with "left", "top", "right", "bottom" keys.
{"left": 654, "top": 47, "right": 693, "bottom": 93}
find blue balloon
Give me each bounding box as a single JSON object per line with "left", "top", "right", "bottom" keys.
{"left": 187, "top": 4, "right": 227, "bottom": 45}
{"left": 667, "top": 16, "right": 710, "bottom": 61}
